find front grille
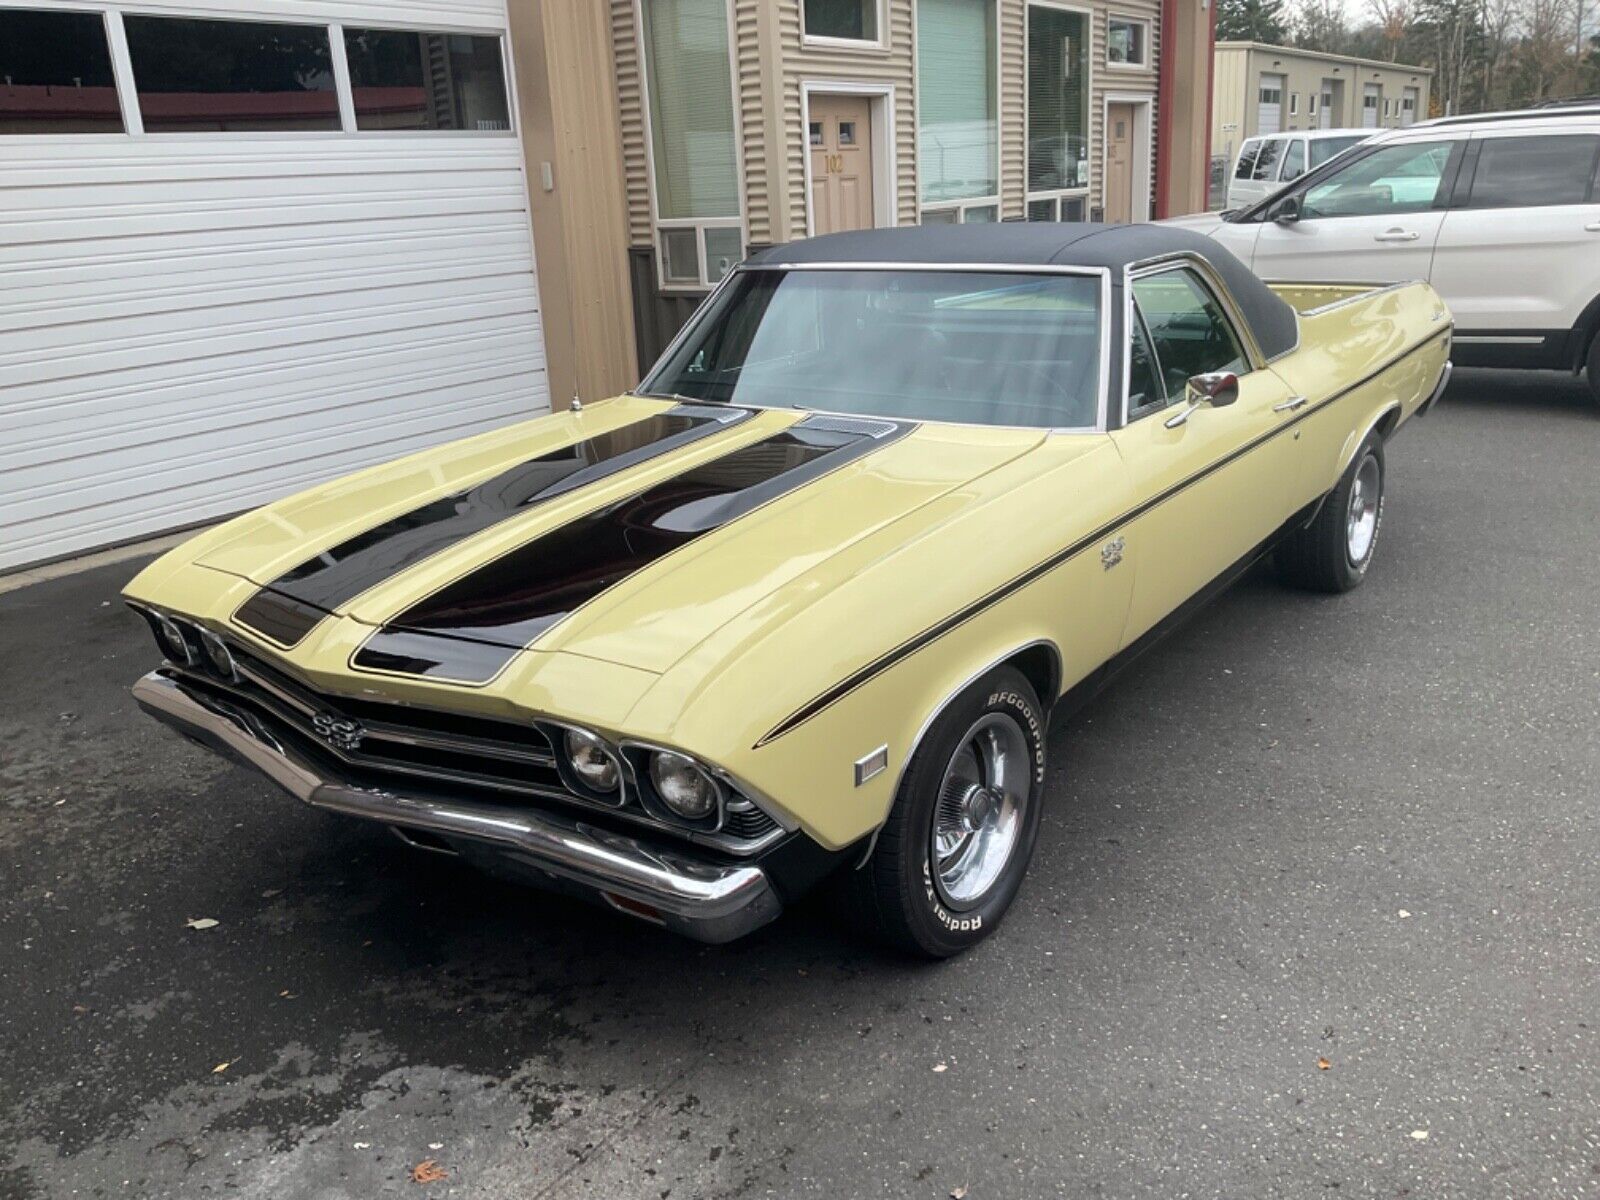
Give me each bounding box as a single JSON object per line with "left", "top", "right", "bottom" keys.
{"left": 174, "top": 643, "right": 782, "bottom": 854}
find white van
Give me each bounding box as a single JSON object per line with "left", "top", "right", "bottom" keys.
{"left": 1226, "top": 130, "right": 1372, "bottom": 210}
{"left": 1165, "top": 105, "right": 1600, "bottom": 403}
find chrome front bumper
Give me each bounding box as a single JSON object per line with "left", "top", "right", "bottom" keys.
{"left": 132, "top": 671, "right": 782, "bottom": 943}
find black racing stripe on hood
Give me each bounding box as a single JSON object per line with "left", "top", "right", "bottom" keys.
{"left": 351, "top": 415, "right": 913, "bottom": 684}
{"left": 233, "top": 404, "right": 748, "bottom": 647}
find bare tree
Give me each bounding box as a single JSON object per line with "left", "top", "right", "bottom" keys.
{"left": 1520, "top": 0, "right": 1576, "bottom": 97}
{"left": 1294, "top": 0, "right": 1349, "bottom": 50}
{"left": 1478, "top": 0, "right": 1519, "bottom": 107}
{"left": 1369, "top": 0, "right": 1414, "bottom": 58}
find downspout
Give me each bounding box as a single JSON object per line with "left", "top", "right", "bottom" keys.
{"left": 1203, "top": 0, "right": 1216, "bottom": 212}
{"left": 1154, "top": 0, "right": 1176, "bottom": 217}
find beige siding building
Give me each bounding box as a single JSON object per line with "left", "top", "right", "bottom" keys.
{"left": 602, "top": 0, "right": 1213, "bottom": 369}
{"left": 1212, "top": 41, "right": 1432, "bottom": 166}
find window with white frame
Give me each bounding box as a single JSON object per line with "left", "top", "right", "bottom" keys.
{"left": 1106, "top": 15, "right": 1148, "bottom": 67}
{"left": 803, "top": 0, "right": 881, "bottom": 43}
{"left": 917, "top": 0, "right": 999, "bottom": 223}
{"left": 1026, "top": 2, "right": 1090, "bottom": 222}
{"left": 640, "top": 0, "right": 743, "bottom": 289}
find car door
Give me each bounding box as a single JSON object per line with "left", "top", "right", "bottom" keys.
{"left": 1110, "top": 264, "right": 1302, "bottom": 649}
{"left": 1430, "top": 131, "right": 1600, "bottom": 355}
{"left": 1249, "top": 137, "right": 1465, "bottom": 284}
{"left": 1227, "top": 139, "right": 1263, "bottom": 209}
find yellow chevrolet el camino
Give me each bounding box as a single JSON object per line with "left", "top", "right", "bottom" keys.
{"left": 125, "top": 225, "right": 1451, "bottom": 956}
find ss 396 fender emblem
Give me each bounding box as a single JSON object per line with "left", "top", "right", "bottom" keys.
{"left": 1101, "top": 536, "right": 1125, "bottom": 570}
{"left": 312, "top": 711, "right": 364, "bottom": 752}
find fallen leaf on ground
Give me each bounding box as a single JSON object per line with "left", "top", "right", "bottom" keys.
{"left": 211, "top": 1059, "right": 238, "bottom": 1074}
{"left": 428, "top": 1142, "right": 443, "bottom": 1150}
{"left": 951, "top": 1187, "right": 968, "bottom": 1199}
{"left": 411, "top": 1159, "right": 447, "bottom": 1184}
{"left": 1317, "top": 1058, "right": 1331, "bottom": 1070}
{"left": 184, "top": 918, "right": 219, "bottom": 931}
{"left": 353, "top": 1142, "right": 371, "bottom": 1150}
{"left": 1398, "top": 909, "right": 1411, "bottom": 919}
{"left": 932, "top": 1063, "right": 948, "bottom": 1073}
{"left": 1409, "top": 1130, "right": 1429, "bottom": 1141}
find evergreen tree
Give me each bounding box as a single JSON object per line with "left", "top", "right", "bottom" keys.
{"left": 1217, "top": 0, "right": 1290, "bottom": 43}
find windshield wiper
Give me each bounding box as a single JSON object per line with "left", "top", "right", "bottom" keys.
{"left": 631, "top": 389, "right": 727, "bottom": 406}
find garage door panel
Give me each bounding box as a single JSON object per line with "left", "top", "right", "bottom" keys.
{"left": 4, "top": 406, "right": 539, "bottom": 566}
{"left": 2, "top": 245, "right": 534, "bottom": 334}
{"left": 4, "top": 382, "right": 541, "bottom": 525}
{"left": 5, "top": 345, "right": 546, "bottom": 471}
{"left": 0, "top": 3, "right": 548, "bottom": 573}
{"left": 0, "top": 279, "right": 540, "bottom": 379}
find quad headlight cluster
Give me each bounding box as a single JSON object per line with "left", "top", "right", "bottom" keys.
{"left": 131, "top": 604, "right": 241, "bottom": 683}
{"left": 545, "top": 723, "right": 727, "bottom": 830}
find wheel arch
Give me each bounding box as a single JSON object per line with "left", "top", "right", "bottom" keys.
{"left": 1337, "top": 401, "right": 1402, "bottom": 477}
{"left": 853, "top": 638, "right": 1061, "bottom": 868}
{"left": 1565, "top": 292, "right": 1600, "bottom": 374}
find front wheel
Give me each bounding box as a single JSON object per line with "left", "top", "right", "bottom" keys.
{"left": 847, "top": 667, "right": 1046, "bottom": 957}
{"left": 1276, "top": 433, "right": 1385, "bottom": 593}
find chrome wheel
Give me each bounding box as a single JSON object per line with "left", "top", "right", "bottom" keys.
{"left": 1346, "top": 454, "right": 1381, "bottom": 566}
{"left": 930, "top": 712, "right": 1031, "bottom": 910}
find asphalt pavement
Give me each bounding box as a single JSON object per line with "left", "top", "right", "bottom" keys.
{"left": 2, "top": 368, "right": 1597, "bottom": 1199}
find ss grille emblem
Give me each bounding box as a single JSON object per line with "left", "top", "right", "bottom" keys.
{"left": 311, "top": 711, "right": 364, "bottom": 752}
{"left": 1101, "top": 536, "right": 1125, "bottom": 570}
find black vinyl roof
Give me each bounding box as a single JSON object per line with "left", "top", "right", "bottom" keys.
{"left": 747, "top": 223, "right": 1300, "bottom": 362}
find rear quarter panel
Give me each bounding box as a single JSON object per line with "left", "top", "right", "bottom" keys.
{"left": 1269, "top": 281, "right": 1452, "bottom": 501}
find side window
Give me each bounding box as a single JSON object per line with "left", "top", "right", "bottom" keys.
{"left": 1281, "top": 138, "right": 1307, "bottom": 182}
{"left": 1301, "top": 140, "right": 1454, "bottom": 219}
{"left": 1131, "top": 269, "right": 1248, "bottom": 407}
{"left": 1127, "top": 309, "right": 1165, "bottom": 414}
{"left": 1251, "top": 137, "right": 1286, "bottom": 181}
{"left": 1235, "top": 140, "right": 1261, "bottom": 180}
{"left": 1465, "top": 135, "right": 1600, "bottom": 209}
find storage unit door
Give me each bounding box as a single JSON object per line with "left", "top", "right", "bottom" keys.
{"left": 0, "top": 0, "right": 548, "bottom": 573}
{"left": 1257, "top": 74, "right": 1284, "bottom": 136}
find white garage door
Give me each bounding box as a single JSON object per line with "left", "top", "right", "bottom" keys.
{"left": 1257, "top": 74, "right": 1285, "bottom": 136}
{"left": 0, "top": 0, "right": 548, "bottom": 573}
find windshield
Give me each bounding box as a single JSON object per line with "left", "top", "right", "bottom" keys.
{"left": 1310, "top": 135, "right": 1367, "bottom": 168}
{"left": 642, "top": 268, "right": 1103, "bottom": 429}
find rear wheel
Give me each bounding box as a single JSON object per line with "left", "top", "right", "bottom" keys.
{"left": 1276, "top": 433, "right": 1385, "bottom": 593}
{"left": 848, "top": 667, "right": 1045, "bottom": 958}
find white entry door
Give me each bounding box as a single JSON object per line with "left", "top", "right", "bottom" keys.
{"left": 1363, "top": 84, "right": 1381, "bottom": 127}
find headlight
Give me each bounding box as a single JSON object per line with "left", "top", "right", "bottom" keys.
{"left": 563, "top": 728, "right": 621, "bottom": 793}
{"left": 197, "top": 627, "right": 240, "bottom": 682}
{"left": 649, "top": 751, "right": 719, "bottom": 821}
{"left": 153, "top": 612, "right": 196, "bottom": 665}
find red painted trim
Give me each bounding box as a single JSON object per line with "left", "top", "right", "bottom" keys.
{"left": 1154, "top": 0, "right": 1177, "bottom": 217}
{"left": 1203, "top": 0, "right": 1217, "bottom": 210}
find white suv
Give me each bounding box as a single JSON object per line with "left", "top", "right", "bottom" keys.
{"left": 1224, "top": 129, "right": 1372, "bottom": 210}
{"left": 1169, "top": 106, "right": 1600, "bottom": 403}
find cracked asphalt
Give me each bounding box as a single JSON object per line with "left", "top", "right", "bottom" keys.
{"left": 2, "top": 368, "right": 1597, "bottom": 1199}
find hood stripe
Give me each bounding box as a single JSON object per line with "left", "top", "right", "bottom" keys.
{"left": 351, "top": 415, "right": 913, "bottom": 684}
{"left": 234, "top": 404, "right": 748, "bottom": 647}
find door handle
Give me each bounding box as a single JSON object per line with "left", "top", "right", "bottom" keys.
{"left": 1273, "top": 395, "right": 1309, "bottom": 413}
{"left": 1585, "top": 222, "right": 1600, "bottom": 232}
{"left": 1374, "top": 229, "right": 1420, "bottom": 242}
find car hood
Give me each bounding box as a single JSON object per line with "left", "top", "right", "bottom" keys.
{"left": 1154, "top": 211, "right": 1230, "bottom": 236}
{"left": 183, "top": 395, "right": 1054, "bottom": 680}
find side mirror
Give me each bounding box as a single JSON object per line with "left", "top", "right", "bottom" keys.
{"left": 1165, "top": 371, "right": 1240, "bottom": 428}
{"left": 1188, "top": 371, "right": 1240, "bottom": 408}
{"left": 1273, "top": 195, "right": 1301, "bottom": 224}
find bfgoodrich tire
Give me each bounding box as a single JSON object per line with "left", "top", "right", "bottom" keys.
{"left": 1277, "top": 433, "right": 1385, "bottom": 594}
{"left": 848, "top": 667, "right": 1046, "bottom": 958}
